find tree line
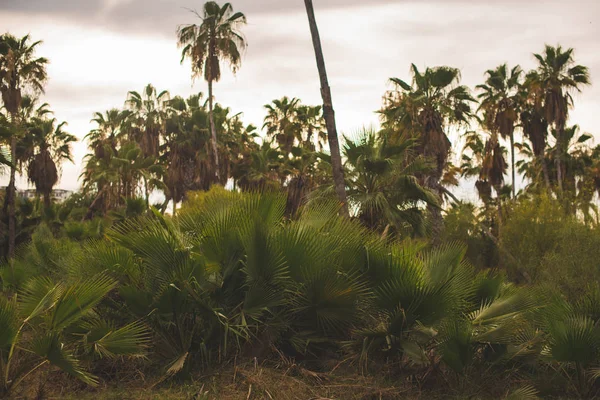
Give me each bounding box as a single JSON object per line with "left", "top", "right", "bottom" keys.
{"left": 1, "top": 1, "right": 597, "bottom": 256}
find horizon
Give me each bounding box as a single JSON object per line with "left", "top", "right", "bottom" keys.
{"left": 1, "top": 0, "right": 599, "bottom": 203}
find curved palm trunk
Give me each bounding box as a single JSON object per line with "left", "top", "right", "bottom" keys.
{"left": 83, "top": 185, "right": 109, "bottom": 221}
{"left": 304, "top": 0, "right": 348, "bottom": 218}
{"left": 208, "top": 79, "right": 220, "bottom": 182}
{"left": 510, "top": 133, "right": 516, "bottom": 198}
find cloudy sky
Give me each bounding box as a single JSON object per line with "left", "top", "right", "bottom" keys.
{"left": 2, "top": 0, "right": 599, "bottom": 199}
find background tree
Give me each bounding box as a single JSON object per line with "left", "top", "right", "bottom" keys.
{"left": 381, "top": 64, "right": 475, "bottom": 244}
{"left": 528, "top": 44, "right": 590, "bottom": 193}
{"left": 342, "top": 128, "right": 438, "bottom": 236}
{"left": 125, "top": 84, "right": 169, "bottom": 158}
{"left": 0, "top": 33, "right": 48, "bottom": 259}
{"left": 477, "top": 64, "right": 522, "bottom": 198}
{"left": 22, "top": 117, "right": 76, "bottom": 208}
{"left": 263, "top": 96, "right": 301, "bottom": 156}
{"left": 177, "top": 1, "right": 247, "bottom": 181}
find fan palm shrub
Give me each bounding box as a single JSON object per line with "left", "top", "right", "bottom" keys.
{"left": 95, "top": 189, "right": 372, "bottom": 377}
{"left": 0, "top": 273, "right": 148, "bottom": 396}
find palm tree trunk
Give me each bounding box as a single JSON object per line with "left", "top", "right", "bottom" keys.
{"left": 541, "top": 156, "right": 551, "bottom": 190}
{"left": 7, "top": 135, "right": 16, "bottom": 259}
{"left": 555, "top": 126, "right": 563, "bottom": 194}
{"left": 143, "top": 175, "right": 150, "bottom": 208}
{"left": 304, "top": 0, "right": 348, "bottom": 218}
{"left": 495, "top": 185, "right": 503, "bottom": 224}
{"left": 510, "top": 133, "right": 516, "bottom": 198}
{"left": 83, "top": 186, "right": 109, "bottom": 221}
{"left": 43, "top": 192, "right": 51, "bottom": 209}
{"left": 208, "top": 78, "right": 220, "bottom": 182}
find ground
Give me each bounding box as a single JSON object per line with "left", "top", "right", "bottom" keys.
{"left": 12, "top": 358, "right": 549, "bottom": 400}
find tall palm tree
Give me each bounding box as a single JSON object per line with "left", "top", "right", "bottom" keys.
{"left": 382, "top": 64, "right": 475, "bottom": 244}
{"left": 477, "top": 64, "right": 522, "bottom": 198}
{"left": 22, "top": 117, "right": 76, "bottom": 207}
{"left": 0, "top": 33, "right": 48, "bottom": 259}
{"left": 177, "top": 1, "right": 247, "bottom": 180}
{"left": 303, "top": 0, "right": 349, "bottom": 217}
{"left": 519, "top": 80, "right": 551, "bottom": 190}
{"left": 529, "top": 44, "right": 590, "bottom": 193}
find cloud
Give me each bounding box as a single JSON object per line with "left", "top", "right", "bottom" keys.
{"left": 2, "top": 0, "right": 404, "bottom": 38}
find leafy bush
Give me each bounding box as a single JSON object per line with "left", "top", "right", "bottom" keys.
{"left": 0, "top": 273, "right": 148, "bottom": 396}
{"left": 500, "top": 195, "right": 600, "bottom": 300}
{"left": 2, "top": 189, "right": 600, "bottom": 398}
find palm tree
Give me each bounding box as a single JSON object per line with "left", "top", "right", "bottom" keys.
{"left": 177, "top": 1, "right": 247, "bottom": 181}
{"left": 382, "top": 64, "right": 475, "bottom": 243}
{"left": 263, "top": 96, "right": 301, "bottom": 155}
{"left": 22, "top": 117, "right": 76, "bottom": 208}
{"left": 529, "top": 44, "right": 590, "bottom": 193}
{"left": 0, "top": 33, "right": 48, "bottom": 259}
{"left": 81, "top": 109, "right": 129, "bottom": 215}
{"left": 125, "top": 84, "right": 170, "bottom": 158}
{"left": 303, "top": 0, "right": 349, "bottom": 217}
{"left": 88, "top": 108, "right": 127, "bottom": 155}
{"left": 477, "top": 64, "right": 523, "bottom": 198}
{"left": 342, "top": 128, "right": 439, "bottom": 236}
{"left": 296, "top": 104, "right": 326, "bottom": 150}
{"left": 519, "top": 86, "right": 551, "bottom": 189}
{"left": 234, "top": 140, "right": 282, "bottom": 192}
{"left": 461, "top": 130, "right": 507, "bottom": 214}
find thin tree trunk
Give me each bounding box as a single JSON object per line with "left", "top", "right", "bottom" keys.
{"left": 7, "top": 134, "right": 16, "bottom": 259}
{"left": 83, "top": 186, "right": 109, "bottom": 221}
{"left": 494, "top": 185, "right": 503, "bottom": 225}
{"left": 43, "top": 192, "right": 51, "bottom": 209}
{"left": 143, "top": 175, "right": 150, "bottom": 208}
{"left": 304, "top": 0, "right": 349, "bottom": 218}
{"left": 208, "top": 78, "right": 220, "bottom": 182}
{"left": 172, "top": 199, "right": 177, "bottom": 217}
{"left": 429, "top": 168, "right": 445, "bottom": 247}
{"left": 429, "top": 204, "right": 444, "bottom": 247}
{"left": 510, "top": 132, "right": 516, "bottom": 198}
{"left": 555, "top": 125, "right": 563, "bottom": 194}
{"left": 541, "top": 156, "right": 551, "bottom": 190}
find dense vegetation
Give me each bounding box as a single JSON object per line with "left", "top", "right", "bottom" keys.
{"left": 1, "top": 1, "right": 600, "bottom": 398}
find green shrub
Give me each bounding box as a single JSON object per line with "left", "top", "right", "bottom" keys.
{"left": 500, "top": 195, "right": 600, "bottom": 300}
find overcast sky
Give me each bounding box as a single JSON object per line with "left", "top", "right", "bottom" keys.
{"left": 2, "top": 0, "right": 599, "bottom": 200}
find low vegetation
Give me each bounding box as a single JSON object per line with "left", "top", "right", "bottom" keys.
{"left": 2, "top": 1, "right": 600, "bottom": 398}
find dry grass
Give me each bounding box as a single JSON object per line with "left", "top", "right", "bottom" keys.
{"left": 11, "top": 359, "right": 441, "bottom": 400}
{"left": 9, "top": 357, "right": 556, "bottom": 400}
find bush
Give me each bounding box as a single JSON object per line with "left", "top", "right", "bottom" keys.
{"left": 2, "top": 189, "right": 600, "bottom": 398}
{"left": 500, "top": 195, "right": 600, "bottom": 300}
